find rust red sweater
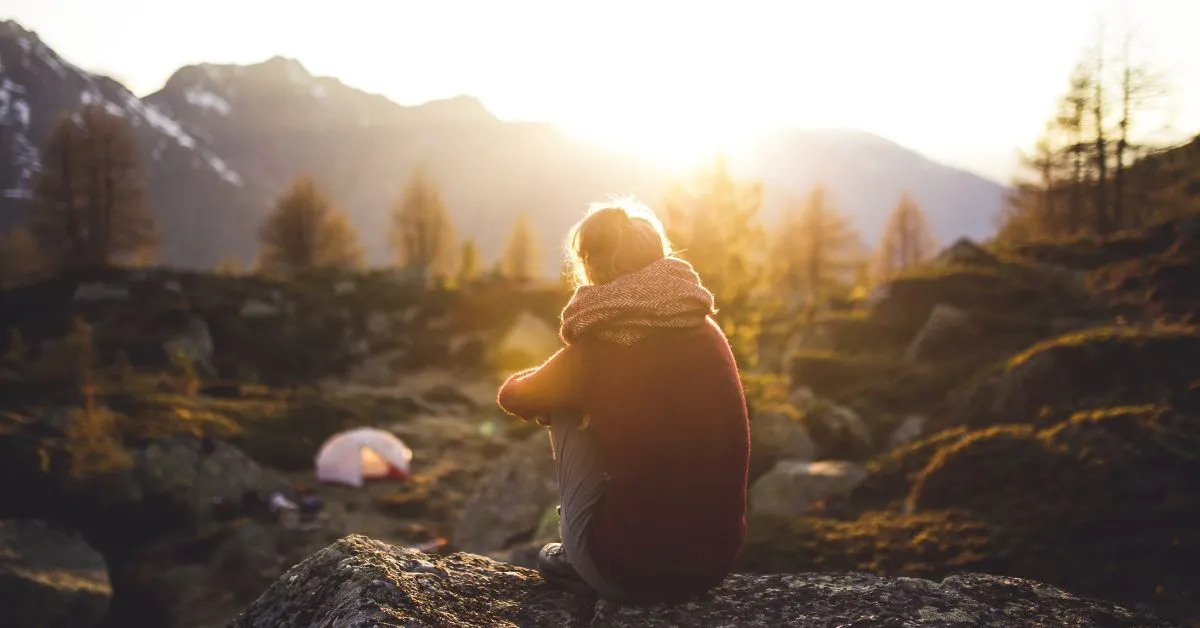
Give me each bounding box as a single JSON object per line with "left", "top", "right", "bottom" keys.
{"left": 496, "top": 318, "right": 749, "bottom": 597}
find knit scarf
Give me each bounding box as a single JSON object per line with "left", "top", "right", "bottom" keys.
{"left": 560, "top": 257, "right": 717, "bottom": 346}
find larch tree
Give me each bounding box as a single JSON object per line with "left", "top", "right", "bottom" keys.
{"left": 1112, "top": 31, "right": 1168, "bottom": 229}
{"left": 875, "top": 192, "right": 938, "bottom": 281}
{"left": 997, "top": 127, "right": 1069, "bottom": 244}
{"left": 30, "top": 105, "right": 158, "bottom": 269}
{"left": 1087, "top": 40, "right": 1112, "bottom": 236}
{"left": 257, "top": 175, "right": 364, "bottom": 277}
{"left": 390, "top": 165, "right": 455, "bottom": 279}
{"left": 501, "top": 213, "right": 539, "bottom": 283}
{"left": 1062, "top": 62, "right": 1093, "bottom": 236}
{"left": 996, "top": 26, "right": 1171, "bottom": 243}
{"left": 662, "top": 155, "right": 769, "bottom": 368}
{"left": 213, "top": 255, "right": 243, "bottom": 276}
{"left": 775, "top": 184, "right": 861, "bottom": 314}
{"left": 457, "top": 239, "right": 480, "bottom": 285}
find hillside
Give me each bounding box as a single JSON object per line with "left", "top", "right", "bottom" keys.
{"left": 0, "top": 216, "right": 1198, "bottom": 626}
{"left": 0, "top": 19, "right": 1007, "bottom": 273}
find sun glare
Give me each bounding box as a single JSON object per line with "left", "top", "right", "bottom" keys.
{"left": 562, "top": 117, "right": 758, "bottom": 173}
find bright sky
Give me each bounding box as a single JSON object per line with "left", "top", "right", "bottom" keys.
{"left": 5, "top": 0, "right": 1199, "bottom": 181}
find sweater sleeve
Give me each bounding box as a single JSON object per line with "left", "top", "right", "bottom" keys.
{"left": 496, "top": 345, "right": 584, "bottom": 422}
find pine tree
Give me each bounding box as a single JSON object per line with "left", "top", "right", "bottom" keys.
{"left": 875, "top": 192, "right": 938, "bottom": 280}
{"left": 390, "top": 165, "right": 455, "bottom": 278}
{"left": 0, "top": 228, "right": 45, "bottom": 288}
{"left": 501, "top": 213, "right": 539, "bottom": 282}
{"left": 663, "top": 155, "right": 770, "bottom": 368}
{"left": 775, "top": 184, "right": 861, "bottom": 314}
{"left": 30, "top": 105, "right": 157, "bottom": 269}
{"left": 258, "top": 175, "right": 364, "bottom": 277}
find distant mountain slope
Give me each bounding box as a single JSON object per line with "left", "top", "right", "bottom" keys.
{"left": 737, "top": 128, "right": 1006, "bottom": 244}
{"left": 0, "top": 18, "right": 1006, "bottom": 273}
{"left": 0, "top": 20, "right": 257, "bottom": 265}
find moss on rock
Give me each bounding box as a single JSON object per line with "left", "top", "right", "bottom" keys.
{"left": 980, "top": 324, "right": 1200, "bottom": 426}
{"left": 906, "top": 404, "right": 1200, "bottom": 621}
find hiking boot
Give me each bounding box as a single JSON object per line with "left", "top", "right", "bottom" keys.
{"left": 537, "top": 543, "right": 594, "bottom": 596}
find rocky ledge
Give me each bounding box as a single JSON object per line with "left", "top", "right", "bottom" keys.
{"left": 231, "top": 535, "right": 1171, "bottom": 627}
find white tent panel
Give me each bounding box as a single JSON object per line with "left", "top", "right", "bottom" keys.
{"left": 314, "top": 427, "right": 413, "bottom": 488}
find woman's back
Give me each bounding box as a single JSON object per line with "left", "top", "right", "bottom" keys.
{"left": 580, "top": 318, "right": 750, "bottom": 595}
{"left": 496, "top": 198, "right": 749, "bottom": 602}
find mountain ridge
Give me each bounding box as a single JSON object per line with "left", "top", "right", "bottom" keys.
{"left": 0, "top": 18, "right": 1007, "bottom": 273}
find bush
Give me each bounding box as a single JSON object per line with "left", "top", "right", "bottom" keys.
{"left": 904, "top": 404, "right": 1200, "bottom": 619}
{"left": 992, "top": 323, "right": 1200, "bottom": 424}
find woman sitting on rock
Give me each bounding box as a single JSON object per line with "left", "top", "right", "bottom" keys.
{"left": 496, "top": 199, "right": 750, "bottom": 603}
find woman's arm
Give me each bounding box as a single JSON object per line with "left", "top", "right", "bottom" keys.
{"left": 497, "top": 345, "right": 583, "bottom": 421}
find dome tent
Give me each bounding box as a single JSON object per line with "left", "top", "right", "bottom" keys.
{"left": 314, "top": 428, "right": 413, "bottom": 487}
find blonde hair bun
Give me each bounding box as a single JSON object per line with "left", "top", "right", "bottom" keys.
{"left": 566, "top": 196, "right": 673, "bottom": 287}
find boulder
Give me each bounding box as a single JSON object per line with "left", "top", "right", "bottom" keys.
{"left": 794, "top": 394, "right": 873, "bottom": 460}
{"left": 748, "top": 411, "right": 816, "bottom": 479}
{"left": 366, "top": 312, "right": 389, "bottom": 336}
{"left": 932, "top": 238, "right": 999, "bottom": 267}
{"left": 787, "top": 387, "right": 819, "bottom": 413}
{"left": 749, "top": 460, "right": 869, "bottom": 518}
{"left": 903, "top": 304, "right": 975, "bottom": 362}
{"left": 452, "top": 431, "right": 558, "bottom": 553}
{"left": 905, "top": 405, "right": 1200, "bottom": 619}
{"left": 134, "top": 437, "right": 295, "bottom": 530}
{"left": 495, "top": 311, "right": 560, "bottom": 369}
{"left": 887, "top": 414, "right": 927, "bottom": 449}
{"left": 239, "top": 299, "right": 280, "bottom": 318}
{"left": 0, "top": 519, "right": 111, "bottom": 628}
{"left": 230, "top": 535, "right": 1170, "bottom": 627}
{"left": 965, "top": 325, "right": 1200, "bottom": 427}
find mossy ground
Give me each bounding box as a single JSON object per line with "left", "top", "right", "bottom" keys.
{"left": 745, "top": 402, "right": 1200, "bottom": 624}
{"left": 766, "top": 224, "right": 1200, "bottom": 623}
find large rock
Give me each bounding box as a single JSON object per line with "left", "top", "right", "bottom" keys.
{"left": 903, "top": 304, "right": 975, "bottom": 362}
{"left": 905, "top": 405, "right": 1200, "bottom": 620}
{"left": 964, "top": 325, "right": 1200, "bottom": 427}
{"left": 231, "top": 535, "right": 1170, "bottom": 627}
{"left": 748, "top": 411, "right": 816, "bottom": 479}
{"left": 932, "top": 238, "right": 1000, "bottom": 267}
{"left": 0, "top": 519, "right": 112, "bottom": 628}
{"left": 888, "top": 414, "right": 927, "bottom": 449}
{"left": 789, "top": 389, "right": 873, "bottom": 460}
{"left": 453, "top": 431, "right": 558, "bottom": 553}
{"left": 134, "top": 437, "right": 295, "bottom": 530}
{"left": 748, "top": 460, "right": 868, "bottom": 518}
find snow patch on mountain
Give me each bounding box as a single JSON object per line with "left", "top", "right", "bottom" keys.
{"left": 76, "top": 85, "right": 243, "bottom": 187}
{"left": 0, "top": 78, "right": 36, "bottom": 199}
{"left": 124, "top": 94, "right": 198, "bottom": 149}
{"left": 0, "top": 78, "right": 27, "bottom": 122}
{"left": 185, "top": 87, "right": 231, "bottom": 115}
{"left": 208, "top": 155, "right": 243, "bottom": 186}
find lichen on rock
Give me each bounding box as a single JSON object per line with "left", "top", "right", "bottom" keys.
{"left": 231, "top": 534, "right": 1171, "bottom": 627}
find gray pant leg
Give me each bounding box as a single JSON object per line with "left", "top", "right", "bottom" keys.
{"left": 547, "top": 413, "right": 638, "bottom": 602}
